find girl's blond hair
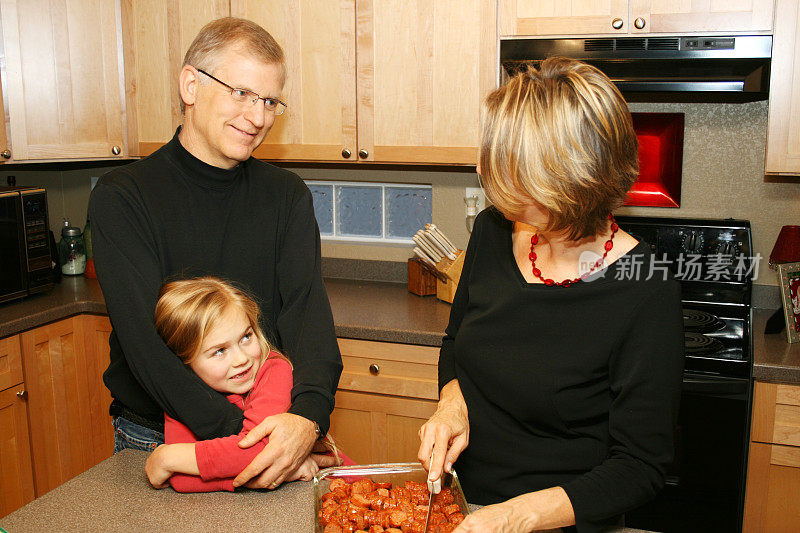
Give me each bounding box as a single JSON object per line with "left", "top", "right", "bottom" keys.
{"left": 155, "top": 276, "right": 276, "bottom": 364}
{"left": 480, "top": 57, "right": 639, "bottom": 241}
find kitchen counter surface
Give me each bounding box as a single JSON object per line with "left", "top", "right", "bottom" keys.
{"left": 4, "top": 278, "right": 800, "bottom": 384}
{"left": 752, "top": 308, "right": 800, "bottom": 383}
{"left": 0, "top": 277, "right": 452, "bottom": 346}
{"left": 0, "top": 449, "right": 653, "bottom": 532}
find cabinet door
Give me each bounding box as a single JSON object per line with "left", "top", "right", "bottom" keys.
{"left": 0, "top": 334, "right": 23, "bottom": 391}
{"left": 123, "top": 0, "right": 229, "bottom": 156}
{"left": 0, "top": 66, "right": 9, "bottom": 163}
{"left": 234, "top": 0, "right": 357, "bottom": 162}
{"left": 331, "top": 390, "right": 437, "bottom": 465}
{"left": 499, "top": 0, "right": 630, "bottom": 37}
{"left": 0, "top": 0, "right": 127, "bottom": 160}
{"left": 20, "top": 315, "right": 114, "bottom": 497}
{"left": 357, "top": 0, "right": 496, "bottom": 164}
{"left": 743, "top": 442, "right": 800, "bottom": 532}
{"left": 633, "top": 0, "right": 774, "bottom": 34}
{"left": 766, "top": 0, "right": 800, "bottom": 176}
{"left": 0, "top": 384, "right": 35, "bottom": 518}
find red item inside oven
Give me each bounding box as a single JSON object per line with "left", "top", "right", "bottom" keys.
{"left": 625, "top": 113, "right": 684, "bottom": 208}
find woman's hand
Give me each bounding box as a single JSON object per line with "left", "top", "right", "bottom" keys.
{"left": 145, "top": 444, "right": 173, "bottom": 489}
{"left": 457, "top": 487, "right": 575, "bottom": 532}
{"left": 454, "top": 501, "right": 532, "bottom": 532}
{"left": 418, "top": 379, "right": 469, "bottom": 484}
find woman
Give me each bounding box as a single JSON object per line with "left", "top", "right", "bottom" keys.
{"left": 418, "top": 57, "right": 684, "bottom": 532}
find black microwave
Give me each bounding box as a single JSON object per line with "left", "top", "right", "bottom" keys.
{"left": 0, "top": 186, "right": 54, "bottom": 303}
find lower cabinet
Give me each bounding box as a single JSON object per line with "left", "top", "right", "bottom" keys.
{"left": 0, "top": 383, "right": 35, "bottom": 518}
{"left": 20, "top": 315, "right": 114, "bottom": 497}
{"left": 0, "top": 314, "right": 114, "bottom": 518}
{"left": 743, "top": 381, "right": 800, "bottom": 532}
{"left": 329, "top": 338, "right": 439, "bottom": 465}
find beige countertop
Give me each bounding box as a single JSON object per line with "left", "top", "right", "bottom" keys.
{"left": 752, "top": 308, "right": 800, "bottom": 383}
{"left": 0, "top": 450, "right": 653, "bottom": 532}
{"left": 3, "top": 278, "right": 800, "bottom": 384}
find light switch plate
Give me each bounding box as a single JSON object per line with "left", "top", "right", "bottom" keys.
{"left": 465, "top": 187, "right": 486, "bottom": 213}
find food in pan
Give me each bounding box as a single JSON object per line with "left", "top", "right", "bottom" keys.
{"left": 318, "top": 478, "right": 465, "bottom": 533}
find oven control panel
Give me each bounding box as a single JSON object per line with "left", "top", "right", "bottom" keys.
{"left": 615, "top": 216, "right": 754, "bottom": 284}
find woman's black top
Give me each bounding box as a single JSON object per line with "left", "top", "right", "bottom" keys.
{"left": 439, "top": 208, "right": 684, "bottom": 532}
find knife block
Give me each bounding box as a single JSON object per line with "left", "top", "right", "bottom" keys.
{"left": 407, "top": 258, "right": 437, "bottom": 296}
{"left": 436, "top": 250, "right": 465, "bottom": 304}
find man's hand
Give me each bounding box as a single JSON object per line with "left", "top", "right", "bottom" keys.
{"left": 232, "top": 413, "right": 317, "bottom": 489}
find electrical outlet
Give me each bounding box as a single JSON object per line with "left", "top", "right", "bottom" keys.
{"left": 465, "top": 187, "right": 486, "bottom": 213}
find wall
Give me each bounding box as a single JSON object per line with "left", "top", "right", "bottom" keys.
{"left": 2, "top": 100, "right": 798, "bottom": 288}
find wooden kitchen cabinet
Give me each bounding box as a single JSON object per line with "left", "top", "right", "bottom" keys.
{"left": 232, "top": 0, "right": 357, "bottom": 161}
{"left": 0, "top": 0, "right": 129, "bottom": 161}
{"left": 743, "top": 381, "right": 800, "bottom": 532}
{"left": 0, "top": 384, "right": 35, "bottom": 518}
{"left": 329, "top": 338, "right": 439, "bottom": 464}
{"left": 122, "top": 0, "right": 230, "bottom": 156}
{"left": 0, "top": 334, "right": 34, "bottom": 519}
{"left": 500, "top": 0, "right": 774, "bottom": 37}
{"left": 354, "top": 0, "right": 496, "bottom": 164}
{"left": 765, "top": 0, "right": 800, "bottom": 176}
{"left": 19, "top": 315, "right": 114, "bottom": 497}
{"left": 129, "top": 0, "right": 496, "bottom": 164}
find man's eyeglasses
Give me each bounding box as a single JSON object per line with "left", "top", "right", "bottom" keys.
{"left": 196, "top": 68, "right": 287, "bottom": 115}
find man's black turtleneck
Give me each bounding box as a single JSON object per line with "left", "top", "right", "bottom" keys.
{"left": 88, "top": 129, "right": 342, "bottom": 439}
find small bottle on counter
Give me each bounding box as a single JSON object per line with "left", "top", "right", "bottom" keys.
{"left": 58, "top": 219, "right": 87, "bottom": 276}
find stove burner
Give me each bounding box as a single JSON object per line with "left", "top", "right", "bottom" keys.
{"left": 684, "top": 332, "right": 725, "bottom": 355}
{"left": 683, "top": 309, "right": 725, "bottom": 333}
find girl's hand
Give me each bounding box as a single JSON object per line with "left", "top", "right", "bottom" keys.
{"left": 284, "top": 456, "right": 319, "bottom": 483}
{"left": 418, "top": 379, "right": 469, "bottom": 485}
{"left": 454, "top": 501, "right": 532, "bottom": 532}
{"left": 145, "top": 444, "right": 173, "bottom": 489}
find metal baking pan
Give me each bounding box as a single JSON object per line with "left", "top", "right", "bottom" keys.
{"left": 313, "top": 462, "right": 470, "bottom": 532}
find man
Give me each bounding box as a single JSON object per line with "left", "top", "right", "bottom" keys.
{"left": 89, "top": 17, "right": 342, "bottom": 490}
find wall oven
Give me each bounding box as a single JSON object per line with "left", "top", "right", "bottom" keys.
{"left": 616, "top": 216, "right": 754, "bottom": 532}
{"left": 0, "top": 186, "right": 53, "bottom": 304}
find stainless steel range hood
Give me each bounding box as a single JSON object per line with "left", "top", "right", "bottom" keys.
{"left": 500, "top": 35, "right": 772, "bottom": 103}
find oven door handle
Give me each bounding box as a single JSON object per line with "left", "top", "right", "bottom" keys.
{"left": 682, "top": 376, "right": 748, "bottom": 396}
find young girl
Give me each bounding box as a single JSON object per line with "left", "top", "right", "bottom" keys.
{"left": 144, "top": 276, "right": 351, "bottom": 492}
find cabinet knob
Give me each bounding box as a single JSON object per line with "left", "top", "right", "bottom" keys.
{"left": 111, "top": 145, "right": 121, "bottom": 155}
{"left": 611, "top": 18, "right": 624, "bottom": 30}
{"left": 1, "top": 149, "right": 10, "bottom": 159}
{"left": 16, "top": 389, "right": 27, "bottom": 400}
{"left": 634, "top": 17, "right": 646, "bottom": 29}
{"left": 369, "top": 364, "right": 380, "bottom": 375}
{"left": 358, "top": 149, "right": 369, "bottom": 159}
{"left": 342, "top": 148, "right": 352, "bottom": 159}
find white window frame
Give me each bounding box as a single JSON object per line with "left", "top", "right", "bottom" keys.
{"left": 305, "top": 180, "right": 432, "bottom": 245}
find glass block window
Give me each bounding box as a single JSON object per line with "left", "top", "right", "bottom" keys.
{"left": 305, "top": 181, "right": 432, "bottom": 244}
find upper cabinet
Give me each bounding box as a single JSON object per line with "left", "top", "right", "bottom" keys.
{"left": 500, "top": 0, "right": 774, "bottom": 37}
{"left": 128, "top": 0, "right": 496, "bottom": 165}
{"left": 232, "top": 0, "right": 357, "bottom": 162}
{"left": 122, "top": 0, "right": 230, "bottom": 156}
{"left": 765, "top": 0, "right": 800, "bottom": 176}
{"left": 356, "top": 0, "right": 496, "bottom": 164}
{"left": 0, "top": 0, "right": 128, "bottom": 161}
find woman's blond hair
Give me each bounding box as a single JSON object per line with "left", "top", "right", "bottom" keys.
{"left": 480, "top": 57, "right": 639, "bottom": 240}
{"left": 155, "top": 276, "right": 277, "bottom": 365}
{"left": 180, "top": 17, "right": 286, "bottom": 113}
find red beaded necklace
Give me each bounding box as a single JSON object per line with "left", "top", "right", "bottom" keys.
{"left": 529, "top": 214, "right": 618, "bottom": 287}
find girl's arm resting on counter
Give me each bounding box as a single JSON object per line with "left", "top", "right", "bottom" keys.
{"left": 145, "top": 443, "right": 199, "bottom": 489}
